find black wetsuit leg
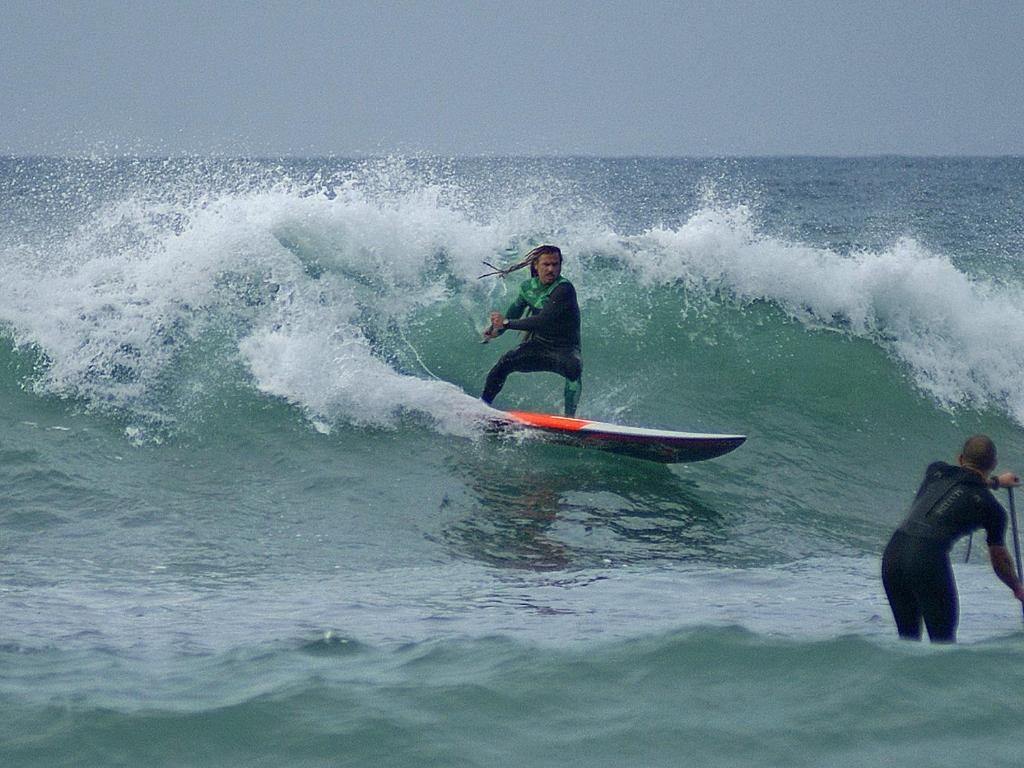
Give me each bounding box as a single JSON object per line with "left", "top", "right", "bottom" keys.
{"left": 482, "top": 341, "right": 582, "bottom": 405}
{"left": 881, "top": 531, "right": 958, "bottom": 642}
{"left": 882, "top": 533, "right": 923, "bottom": 639}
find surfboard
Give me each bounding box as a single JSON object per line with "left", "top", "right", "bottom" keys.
{"left": 492, "top": 410, "right": 746, "bottom": 464}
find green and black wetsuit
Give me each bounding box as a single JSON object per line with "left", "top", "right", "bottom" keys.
{"left": 482, "top": 276, "right": 582, "bottom": 415}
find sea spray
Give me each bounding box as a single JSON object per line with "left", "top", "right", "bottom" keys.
{"left": 4, "top": 157, "right": 1024, "bottom": 434}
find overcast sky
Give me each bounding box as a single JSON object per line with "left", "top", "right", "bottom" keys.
{"left": 3, "top": 0, "right": 1023, "bottom": 156}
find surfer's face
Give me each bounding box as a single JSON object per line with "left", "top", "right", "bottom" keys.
{"left": 534, "top": 253, "right": 562, "bottom": 285}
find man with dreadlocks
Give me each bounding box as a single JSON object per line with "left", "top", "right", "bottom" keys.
{"left": 480, "top": 245, "right": 582, "bottom": 416}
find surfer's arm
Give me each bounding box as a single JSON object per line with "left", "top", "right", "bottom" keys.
{"left": 484, "top": 294, "right": 529, "bottom": 339}
{"left": 989, "top": 472, "right": 1020, "bottom": 489}
{"left": 987, "top": 545, "right": 1024, "bottom": 601}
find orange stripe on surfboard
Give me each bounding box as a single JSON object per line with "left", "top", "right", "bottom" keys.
{"left": 505, "top": 410, "right": 593, "bottom": 431}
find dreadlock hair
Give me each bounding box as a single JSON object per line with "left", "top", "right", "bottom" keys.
{"left": 478, "top": 245, "right": 563, "bottom": 279}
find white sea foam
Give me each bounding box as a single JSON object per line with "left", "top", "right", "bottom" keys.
{"left": 238, "top": 319, "right": 492, "bottom": 437}
{"left": 0, "top": 172, "right": 504, "bottom": 433}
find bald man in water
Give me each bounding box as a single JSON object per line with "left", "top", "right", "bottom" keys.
{"left": 882, "top": 435, "right": 1024, "bottom": 642}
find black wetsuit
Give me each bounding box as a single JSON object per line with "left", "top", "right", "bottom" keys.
{"left": 482, "top": 277, "right": 582, "bottom": 415}
{"left": 881, "top": 461, "right": 1007, "bottom": 642}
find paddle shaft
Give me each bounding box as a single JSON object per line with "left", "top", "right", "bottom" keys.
{"left": 1009, "top": 487, "right": 1024, "bottom": 620}
{"left": 1010, "top": 488, "right": 1024, "bottom": 580}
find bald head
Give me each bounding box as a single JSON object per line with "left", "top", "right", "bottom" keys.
{"left": 961, "top": 435, "right": 997, "bottom": 474}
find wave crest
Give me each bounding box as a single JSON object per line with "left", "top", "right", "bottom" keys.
{"left": 3, "top": 159, "right": 1024, "bottom": 434}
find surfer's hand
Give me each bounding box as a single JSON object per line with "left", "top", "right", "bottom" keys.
{"left": 489, "top": 311, "right": 505, "bottom": 329}
{"left": 995, "top": 472, "right": 1020, "bottom": 488}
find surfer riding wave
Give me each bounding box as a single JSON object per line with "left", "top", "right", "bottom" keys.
{"left": 479, "top": 245, "right": 582, "bottom": 416}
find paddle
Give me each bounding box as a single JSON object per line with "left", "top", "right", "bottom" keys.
{"left": 1009, "top": 487, "right": 1024, "bottom": 620}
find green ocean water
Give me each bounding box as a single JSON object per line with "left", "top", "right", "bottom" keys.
{"left": 3, "top": 156, "right": 1024, "bottom": 767}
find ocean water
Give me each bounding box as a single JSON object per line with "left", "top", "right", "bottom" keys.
{"left": 3, "top": 155, "right": 1024, "bottom": 767}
